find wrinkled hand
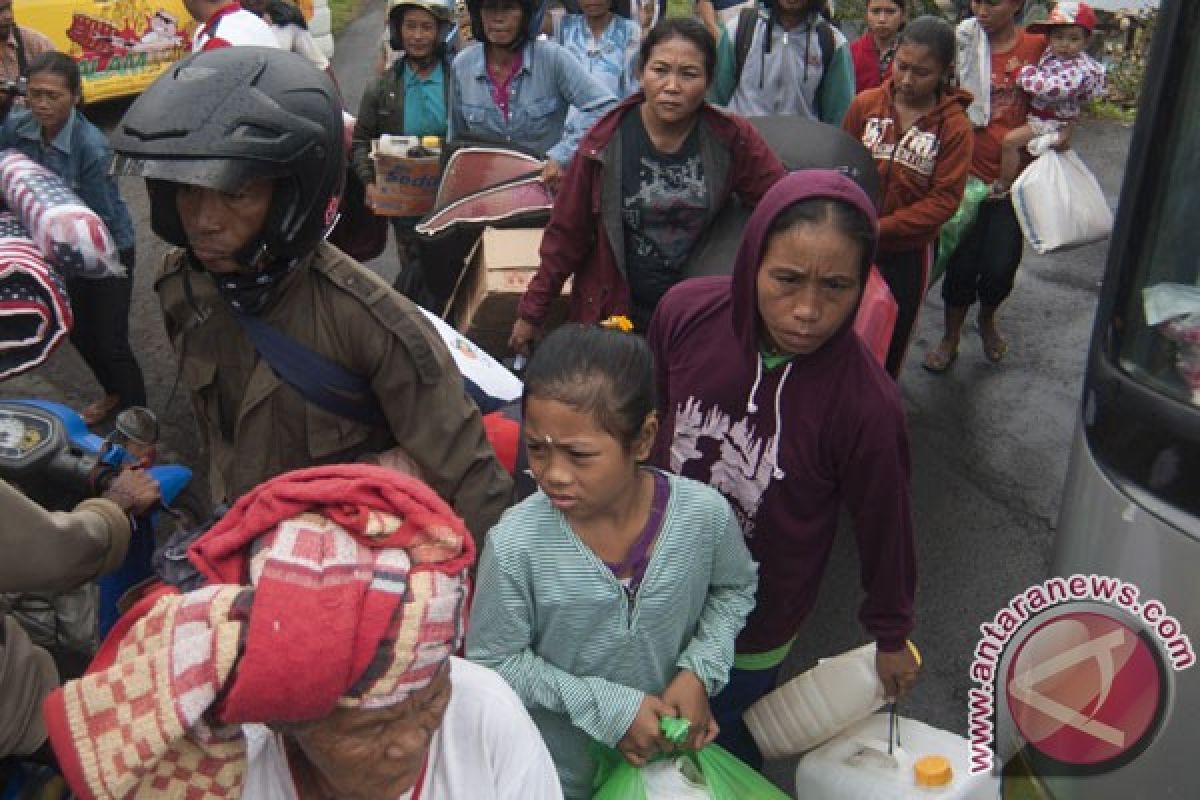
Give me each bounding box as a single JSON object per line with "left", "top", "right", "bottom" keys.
{"left": 617, "top": 695, "right": 673, "bottom": 767}
{"left": 364, "top": 183, "right": 384, "bottom": 212}
{"left": 540, "top": 159, "right": 563, "bottom": 192}
{"left": 508, "top": 318, "right": 538, "bottom": 357}
{"left": 661, "top": 670, "right": 718, "bottom": 751}
{"left": 103, "top": 468, "right": 160, "bottom": 516}
{"left": 1052, "top": 122, "right": 1074, "bottom": 152}
{"left": 876, "top": 643, "right": 921, "bottom": 701}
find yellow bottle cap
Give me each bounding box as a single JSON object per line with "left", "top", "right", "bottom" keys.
{"left": 914, "top": 755, "right": 954, "bottom": 788}
{"left": 420, "top": 135, "right": 441, "bottom": 149}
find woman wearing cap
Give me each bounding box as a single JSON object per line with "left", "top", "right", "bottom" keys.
{"left": 447, "top": 0, "right": 616, "bottom": 190}
{"left": 353, "top": 0, "right": 454, "bottom": 289}
{"left": 555, "top": 0, "right": 642, "bottom": 99}
{"left": 43, "top": 466, "right": 564, "bottom": 800}
{"left": 509, "top": 17, "right": 785, "bottom": 346}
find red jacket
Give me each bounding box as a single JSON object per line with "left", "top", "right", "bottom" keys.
{"left": 849, "top": 33, "right": 893, "bottom": 93}
{"left": 842, "top": 81, "right": 974, "bottom": 253}
{"left": 517, "top": 94, "right": 785, "bottom": 328}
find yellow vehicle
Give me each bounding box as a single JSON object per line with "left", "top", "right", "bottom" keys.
{"left": 14, "top": 0, "right": 195, "bottom": 103}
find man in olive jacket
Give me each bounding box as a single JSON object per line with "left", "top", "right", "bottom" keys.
{"left": 113, "top": 47, "right": 512, "bottom": 541}
{"left": 0, "top": 472, "right": 156, "bottom": 757}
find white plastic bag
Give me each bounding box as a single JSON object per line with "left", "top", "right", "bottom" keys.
{"left": 1010, "top": 142, "right": 1113, "bottom": 254}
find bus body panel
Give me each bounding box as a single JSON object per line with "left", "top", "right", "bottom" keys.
{"left": 1045, "top": 428, "right": 1200, "bottom": 798}
{"left": 14, "top": 0, "right": 195, "bottom": 103}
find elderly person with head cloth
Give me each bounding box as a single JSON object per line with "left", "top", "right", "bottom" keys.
{"left": 42, "top": 465, "right": 563, "bottom": 800}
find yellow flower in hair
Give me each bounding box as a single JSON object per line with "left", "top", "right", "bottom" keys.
{"left": 600, "top": 315, "right": 634, "bottom": 333}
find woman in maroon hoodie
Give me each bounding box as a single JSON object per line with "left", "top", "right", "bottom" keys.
{"left": 648, "top": 170, "right": 919, "bottom": 767}
{"left": 843, "top": 15, "right": 973, "bottom": 376}
{"left": 509, "top": 17, "right": 784, "bottom": 351}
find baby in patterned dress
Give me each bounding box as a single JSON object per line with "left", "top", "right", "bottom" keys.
{"left": 995, "top": 1, "right": 1106, "bottom": 194}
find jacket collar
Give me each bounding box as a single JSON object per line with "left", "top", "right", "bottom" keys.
{"left": 14, "top": 108, "right": 76, "bottom": 154}
{"left": 581, "top": 92, "right": 744, "bottom": 163}
{"left": 468, "top": 41, "right": 535, "bottom": 82}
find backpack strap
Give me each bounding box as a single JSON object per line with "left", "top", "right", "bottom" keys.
{"left": 816, "top": 19, "right": 835, "bottom": 74}
{"left": 233, "top": 311, "right": 389, "bottom": 428}
{"left": 733, "top": 7, "right": 759, "bottom": 88}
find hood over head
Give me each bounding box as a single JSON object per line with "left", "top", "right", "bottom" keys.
{"left": 730, "top": 169, "right": 879, "bottom": 358}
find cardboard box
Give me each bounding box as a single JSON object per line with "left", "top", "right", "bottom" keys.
{"left": 445, "top": 227, "right": 570, "bottom": 359}
{"left": 371, "top": 142, "right": 440, "bottom": 217}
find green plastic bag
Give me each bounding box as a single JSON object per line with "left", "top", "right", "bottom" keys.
{"left": 591, "top": 718, "right": 792, "bottom": 800}
{"left": 932, "top": 175, "right": 990, "bottom": 290}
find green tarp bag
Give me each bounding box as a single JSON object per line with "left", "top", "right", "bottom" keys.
{"left": 932, "top": 175, "right": 990, "bottom": 290}
{"left": 591, "top": 718, "right": 792, "bottom": 800}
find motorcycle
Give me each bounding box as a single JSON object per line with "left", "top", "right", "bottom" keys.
{"left": 0, "top": 400, "right": 193, "bottom": 646}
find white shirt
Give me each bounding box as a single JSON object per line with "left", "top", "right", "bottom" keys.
{"left": 192, "top": 5, "right": 280, "bottom": 52}
{"left": 243, "top": 658, "right": 564, "bottom": 800}
{"left": 272, "top": 24, "right": 329, "bottom": 70}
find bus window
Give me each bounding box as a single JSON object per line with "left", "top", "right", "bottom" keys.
{"left": 1118, "top": 34, "right": 1200, "bottom": 408}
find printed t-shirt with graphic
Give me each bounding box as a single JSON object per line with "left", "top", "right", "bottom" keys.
{"left": 972, "top": 30, "right": 1045, "bottom": 184}
{"left": 620, "top": 110, "right": 708, "bottom": 330}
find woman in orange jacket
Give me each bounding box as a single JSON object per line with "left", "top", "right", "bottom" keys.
{"left": 843, "top": 15, "right": 972, "bottom": 377}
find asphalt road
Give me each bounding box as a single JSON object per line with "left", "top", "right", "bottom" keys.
{"left": 0, "top": 3, "right": 1137, "bottom": 789}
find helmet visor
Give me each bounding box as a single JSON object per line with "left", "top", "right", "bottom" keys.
{"left": 110, "top": 153, "right": 292, "bottom": 194}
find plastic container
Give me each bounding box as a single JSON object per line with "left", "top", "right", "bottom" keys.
{"left": 744, "top": 642, "right": 886, "bottom": 759}
{"left": 793, "top": 713, "right": 1001, "bottom": 799}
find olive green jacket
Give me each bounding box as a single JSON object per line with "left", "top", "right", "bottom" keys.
{"left": 155, "top": 242, "right": 512, "bottom": 541}
{"left": 0, "top": 480, "right": 131, "bottom": 756}
{"left": 351, "top": 57, "right": 450, "bottom": 187}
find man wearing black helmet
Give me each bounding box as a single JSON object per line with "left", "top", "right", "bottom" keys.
{"left": 111, "top": 47, "right": 513, "bottom": 543}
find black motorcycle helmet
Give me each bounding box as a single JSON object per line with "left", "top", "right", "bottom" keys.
{"left": 466, "top": 0, "right": 546, "bottom": 49}
{"left": 111, "top": 47, "right": 344, "bottom": 311}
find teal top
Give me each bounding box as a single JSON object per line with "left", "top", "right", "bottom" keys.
{"left": 402, "top": 62, "right": 448, "bottom": 138}
{"left": 466, "top": 471, "right": 758, "bottom": 800}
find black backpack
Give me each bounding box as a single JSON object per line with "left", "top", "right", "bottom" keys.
{"left": 733, "top": 7, "right": 836, "bottom": 88}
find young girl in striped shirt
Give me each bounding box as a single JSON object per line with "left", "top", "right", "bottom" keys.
{"left": 466, "top": 323, "right": 758, "bottom": 800}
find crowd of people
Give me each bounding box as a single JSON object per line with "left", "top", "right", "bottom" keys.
{"left": 0, "top": 0, "right": 1108, "bottom": 798}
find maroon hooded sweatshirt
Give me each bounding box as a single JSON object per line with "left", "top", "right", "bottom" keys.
{"left": 648, "top": 171, "right": 916, "bottom": 655}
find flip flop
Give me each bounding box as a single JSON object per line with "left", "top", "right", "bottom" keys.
{"left": 922, "top": 344, "right": 958, "bottom": 373}
{"left": 982, "top": 333, "right": 1009, "bottom": 364}
{"left": 80, "top": 395, "right": 120, "bottom": 426}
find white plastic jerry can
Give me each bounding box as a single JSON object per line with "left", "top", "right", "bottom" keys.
{"left": 793, "top": 713, "right": 1002, "bottom": 799}
{"left": 745, "top": 643, "right": 887, "bottom": 759}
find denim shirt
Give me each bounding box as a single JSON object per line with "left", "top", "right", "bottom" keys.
{"left": 557, "top": 14, "right": 641, "bottom": 100}
{"left": 0, "top": 109, "right": 135, "bottom": 251}
{"left": 448, "top": 40, "right": 616, "bottom": 166}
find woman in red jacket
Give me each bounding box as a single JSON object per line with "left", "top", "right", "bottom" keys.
{"left": 843, "top": 15, "right": 972, "bottom": 376}
{"left": 509, "top": 17, "right": 784, "bottom": 351}
{"left": 849, "top": 0, "right": 906, "bottom": 93}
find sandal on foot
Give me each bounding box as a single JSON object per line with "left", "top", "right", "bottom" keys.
{"left": 80, "top": 395, "right": 120, "bottom": 426}
{"left": 922, "top": 344, "right": 958, "bottom": 373}
{"left": 981, "top": 333, "right": 1009, "bottom": 363}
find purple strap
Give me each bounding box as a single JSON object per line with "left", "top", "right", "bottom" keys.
{"left": 604, "top": 470, "right": 670, "bottom": 594}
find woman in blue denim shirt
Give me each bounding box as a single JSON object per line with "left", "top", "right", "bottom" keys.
{"left": 449, "top": 0, "right": 616, "bottom": 189}
{"left": 0, "top": 53, "right": 143, "bottom": 425}
{"left": 556, "top": 0, "right": 641, "bottom": 100}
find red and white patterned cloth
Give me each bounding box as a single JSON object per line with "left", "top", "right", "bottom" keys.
{"left": 0, "top": 150, "right": 122, "bottom": 279}
{"left": 0, "top": 213, "right": 72, "bottom": 379}
{"left": 1017, "top": 50, "right": 1107, "bottom": 124}
{"left": 44, "top": 465, "right": 475, "bottom": 800}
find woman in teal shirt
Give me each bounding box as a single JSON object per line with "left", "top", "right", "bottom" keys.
{"left": 351, "top": 0, "right": 452, "bottom": 299}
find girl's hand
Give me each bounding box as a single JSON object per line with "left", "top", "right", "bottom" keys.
{"left": 876, "top": 643, "right": 921, "bottom": 701}
{"left": 540, "top": 159, "right": 563, "bottom": 192}
{"left": 660, "top": 670, "right": 718, "bottom": 751}
{"left": 617, "top": 695, "right": 673, "bottom": 766}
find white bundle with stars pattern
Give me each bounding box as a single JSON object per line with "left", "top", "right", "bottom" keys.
{"left": 0, "top": 150, "right": 122, "bottom": 279}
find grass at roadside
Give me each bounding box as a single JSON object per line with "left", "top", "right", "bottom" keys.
{"left": 329, "top": 0, "right": 360, "bottom": 32}
{"left": 1087, "top": 100, "right": 1138, "bottom": 125}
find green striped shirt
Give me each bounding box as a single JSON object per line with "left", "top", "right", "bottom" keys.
{"left": 466, "top": 472, "right": 758, "bottom": 799}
